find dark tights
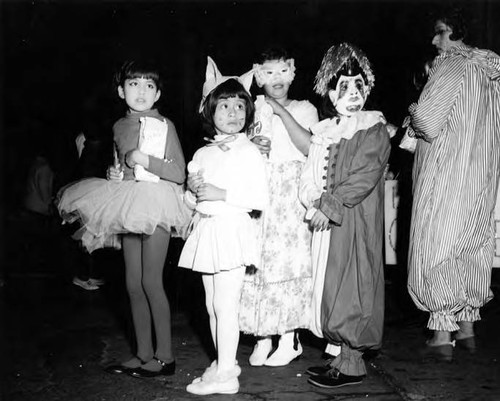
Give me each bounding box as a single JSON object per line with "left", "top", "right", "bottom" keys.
{"left": 122, "top": 227, "right": 173, "bottom": 363}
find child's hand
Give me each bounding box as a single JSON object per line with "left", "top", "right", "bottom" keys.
{"left": 265, "top": 97, "right": 286, "bottom": 117}
{"left": 107, "top": 164, "right": 124, "bottom": 181}
{"left": 195, "top": 183, "right": 226, "bottom": 202}
{"left": 187, "top": 171, "right": 204, "bottom": 193}
{"left": 310, "top": 209, "right": 331, "bottom": 231}
{"left": 125, "top": 149, "right": 148, "bottom": 169}
{"left": 251, "top": 136, "right": 271, "bottom": 157}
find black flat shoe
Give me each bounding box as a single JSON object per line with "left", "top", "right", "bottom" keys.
{"left": 104, "top": 357, "right": 148, "bottom": 375}
{"left": 308, "top": 368, "right": 364, "bottom": 389}
{"left": 104, "top": 364, "right": 132, "bottom": 375}
{"left": 128, "top": 357, "right": 175, "bottom": 378}
{"left": 306, "top": 365, "right": 330, "bottom": 376}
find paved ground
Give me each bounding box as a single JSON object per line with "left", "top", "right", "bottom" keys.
{"left": 2, "top": 221, "right": 500, "bottom": 401}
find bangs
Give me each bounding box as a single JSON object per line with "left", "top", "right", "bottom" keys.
{"left": 201, "top": 78, "right": 255, "bottom": 136}
{"left": 115, "top": 60, "right": 162, "bottom": 90}
{"left": 214, "top": 81, "right": 250, "bottom": 103}
{"left": 124, "top": 70, "right": 160, "bottom": 84}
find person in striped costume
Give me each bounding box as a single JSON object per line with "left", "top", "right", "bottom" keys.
{"left": 407, "top": 8, "right": 500, "bottom": 361}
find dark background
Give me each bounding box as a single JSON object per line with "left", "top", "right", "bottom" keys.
{"left": 1, "top": 0, "right": 499, "bottom": 213}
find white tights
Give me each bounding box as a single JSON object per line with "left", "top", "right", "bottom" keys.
{"left": 202, "top": 266, "right": 245, "bottom": 373}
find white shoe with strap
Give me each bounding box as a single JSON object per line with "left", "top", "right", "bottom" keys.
{"left": 264, "top": 332, "right": 302, "bottom": 367}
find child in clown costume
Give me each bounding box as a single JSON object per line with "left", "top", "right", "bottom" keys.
{"left": 300, "top": 43, "right": 391, "bottom": 388}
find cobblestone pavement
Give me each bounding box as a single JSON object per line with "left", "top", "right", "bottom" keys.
{"left": 2, "top": 238, "right": 500, "bottom": 401}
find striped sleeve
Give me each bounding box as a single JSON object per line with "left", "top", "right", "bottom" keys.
{"left": 411, "top": 55, "right": 467, "bottom": 141}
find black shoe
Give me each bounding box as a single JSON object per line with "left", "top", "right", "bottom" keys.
{"left": 128, "top": 357, "right": 175, "bottom": 378}
{"left": 104, "top": 357, "right": 148, "bottom": 375}
{"left": 306, "top": 365, "right": 330, "bottom": 376}
{"left": 104, "top": 364, "right": 132, "bottom": 375}
{"left": 308, "top": 369, "right": 364, "bottom": 389}
{"left": 306, "top": 357, "right": 334, "bottom": 376}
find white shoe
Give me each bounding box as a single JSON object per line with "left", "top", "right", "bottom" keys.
{"left": 264, "top": 335, "right": 303, "bottom": 367}
{"left": 186, "top": 365, "right": 241, "bottom": 395}
{"left": 186, "top": 377, "right": 239, "bottom": 395}
{"left": 249, "top": 337, "right": 272, "bottom": 366}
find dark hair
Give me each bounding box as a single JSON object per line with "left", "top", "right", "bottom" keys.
{"left": 435, "top": 6, "right": 467, "bottom": 41}
{"left": 114, "top": 59, "right": 163, "bottom": 92}
{"left": 319, "top": 96, "right": 338, "bottom": 120}
{"left": 200, "top": 79, "right": 255, "bottom": 136}
{"left": 256, "top": 47, "right": 292, "bottom": 64}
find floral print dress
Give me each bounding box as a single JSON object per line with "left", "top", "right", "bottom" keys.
{"left": 239, "top": 100, "right": 318, "bottom": 336}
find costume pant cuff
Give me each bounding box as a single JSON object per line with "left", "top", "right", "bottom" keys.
{"left": 329, "top": 346, "right": 366, "bottom": 376}
{"left": 455, "top": 306, "right": 481, "bottom": 323}
{"left": 427, "top": 311, "right": 460, "bottom": 331}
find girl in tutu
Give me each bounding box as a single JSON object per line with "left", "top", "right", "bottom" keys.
{"left": 179, "top": 57, "right": 268, "bottom": 395}
{"left": 58, "top": 60, "right": 191, "bottom": 377}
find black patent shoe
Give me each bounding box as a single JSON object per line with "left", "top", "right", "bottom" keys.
{"left": 128, "top": 357, "right": 175, "bottom": 378}
{"left": 104, "top": 364, "right": 131, "bottom": 375}
{"left": 104, "top": 357, "right": 148, "bottom": 375}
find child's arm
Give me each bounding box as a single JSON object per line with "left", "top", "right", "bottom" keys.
{"left": 108, "top": 143, "right": 124, "bottom": 181}
{"left": 318, "top": 123, "right": 391, "bottom": 226}
{"left": 144, "top": 120, "right": 186, "bottom": 184}
{"left": 266, "top": 97, "right": 313, "bottom": 155}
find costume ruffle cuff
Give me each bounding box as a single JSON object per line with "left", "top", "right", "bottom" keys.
{"left": 427, "top": 311, "right": 461, "bottom": 332}
{"left": 455, "top": 306, "right": 481, "bottom": 324}
{"left": 329, "top": 347, "right": 366, "bottom": 376}
{"left": 319, "top": 192, "right": 343, "bottom": 225}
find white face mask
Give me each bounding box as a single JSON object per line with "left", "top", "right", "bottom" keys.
{"left": 328, "top": 74, "right": 367, "bottom": 117}
{"left": 254, "top": 59, "right": 296, "bottom": 87}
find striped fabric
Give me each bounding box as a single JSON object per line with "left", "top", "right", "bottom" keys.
{"left": 407, "top": 44, "right": 500, "bottom": 331}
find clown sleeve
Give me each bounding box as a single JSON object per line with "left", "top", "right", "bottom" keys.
{"left": 318, "top": 123, "right": 391, "bottom": 225}
{"left": 299, "top": 141, "right": 323, "bottom": 210}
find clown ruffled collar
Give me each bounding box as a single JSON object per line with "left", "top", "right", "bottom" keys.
{"left": 310, "top": 111, "right": 385, "bottom": 145}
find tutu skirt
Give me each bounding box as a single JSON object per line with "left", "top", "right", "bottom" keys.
{"left": 58, "top": 178, "right": 192, "bottom": 252}
{"left": 179, "top": 212, "right": 259, "bottom": 273}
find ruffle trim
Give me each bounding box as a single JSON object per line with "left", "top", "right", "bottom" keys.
{"left": 329, "top": 347, "right": 366, "bottom": 376}
{"left": 427, "top": 311, "right": 460, "bottom": 331}
{"left": 455, "top": 306, "right": 481, "bottom": 323}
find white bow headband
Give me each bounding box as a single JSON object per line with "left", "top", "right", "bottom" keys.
{"left": 199, "top": 56, "right": 254, "bottom": 113}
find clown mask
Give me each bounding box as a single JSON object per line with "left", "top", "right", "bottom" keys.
{"left": 328, "top": 74, "right": 367, "bottom": 117}
{"left": 254, "top": 59, "right": 296, "bottom": 88}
